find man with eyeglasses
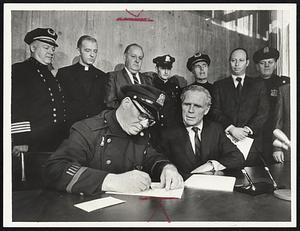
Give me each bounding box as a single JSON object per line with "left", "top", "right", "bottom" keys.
{"left": 253, "top": 46, "right": 290, "bottom": 163}
{"left": 45, "top": 84, "right": 183, "bottom": 195}
{"left": 104, "top": 43, "right": 153, "bottom": 109}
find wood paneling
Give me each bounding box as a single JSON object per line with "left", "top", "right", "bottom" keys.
{"left": 11, "top": 10, "right": 267, "bottom": 85}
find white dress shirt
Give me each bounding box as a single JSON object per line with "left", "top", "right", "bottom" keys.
{"left": 125, "top": 67, "right": 141, "bottom": 84}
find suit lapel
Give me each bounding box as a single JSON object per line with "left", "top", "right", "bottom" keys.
{"left": 121, "top": 68, "right": 133, "bottom": 85}
{"left": 180, "top": 127, "right": 198, "bottom": 166}
{"left": 200, "top": 120, "right": 210, "bottom": 163}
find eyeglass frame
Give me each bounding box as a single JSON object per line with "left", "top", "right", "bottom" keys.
{"left": 131, "top": 100, "right": 156, "bottom": 127}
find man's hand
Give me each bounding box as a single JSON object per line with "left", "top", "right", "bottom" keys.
{"left": 191, "top": 162, "right": 214, "bottom": 174}
{"left": 101, "top": 170, "right": 151, "bottom": 193}
{"left": 273, "top": 150, "right": 284, "bottom": 163}
{"left": 159, "top": 164, "right": 184, "bottom": 190}
{"left": 12, "top": 145, "right": 28, "bottom": 158}
{"left": 228, "top": 126, "right": 249, "bottom": 141}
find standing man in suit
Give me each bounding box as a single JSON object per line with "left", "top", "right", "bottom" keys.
{"left": 253, "top": 47, "right": 290, "bottom": 163}
{"left": 150, "top": 54, "right": 182, "bottom": 148}
{"left": 211, "top": 48, "right": 269, "bottom": 166}
{"left": 158, "top": 85, "right": 244, "bottom": 179}
{"left": 56, "top": 35, "right": 107, "bottom": 129}
{"left": 186, "top": 52, "right": 213, "bottom": 95}
{"left": 12, "top": 27, "right": 67, "bottom": 155}
{"left": 104, "top": 43, "right": 153, "bottom": 109}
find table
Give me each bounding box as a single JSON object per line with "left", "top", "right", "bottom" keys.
{"left": 12, "top": 162, "right": 291, "bottom": 222}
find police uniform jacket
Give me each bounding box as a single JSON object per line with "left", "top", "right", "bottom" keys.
{"left": 104, "top": 68, "right": 153, "bottom": 109}
{"left": 11, "top": 57, "right": 67, "bottom": 152}
{"left": 44, "top": 110, "right": 171, "bottom": 195}
{"left": 56, "top": 62, "right": 108, "bottom": 127}
{"left": 152, "top": 74, "right": 182, "bottom": 128}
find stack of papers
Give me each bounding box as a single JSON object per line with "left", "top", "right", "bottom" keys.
{"left": 184, "top": 174, "right": 236, "bottom": 192}
{"left": 106, "top": 182, "right": 184, "bottom": 199}
{"left": 226, "top": 134, "right": 254, "bottom": 159}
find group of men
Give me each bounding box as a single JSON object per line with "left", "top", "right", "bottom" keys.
{"left": 11, "top": 27, "right": 290, "bottom": 195}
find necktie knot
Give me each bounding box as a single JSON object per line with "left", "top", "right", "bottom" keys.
{"left": 192, "top": 127, "right": 200, "bottom": 133}
{"left": 236, "top": 77, "right": 242, "bottom": 83}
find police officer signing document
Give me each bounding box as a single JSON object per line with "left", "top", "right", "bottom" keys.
{"left": 45, "top": 85, "right": 183, "bottom": 195}
{"left": 11, "top": 28, "right": 67, "bottom": 156}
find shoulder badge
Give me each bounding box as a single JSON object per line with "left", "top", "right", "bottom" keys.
{"left": 156, "top": 93, "right": 165, "bottom": 106}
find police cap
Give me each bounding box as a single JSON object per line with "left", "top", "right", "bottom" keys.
{"left": 153, "top": 54, "right": 175, "bottom": 69}
{"left": 24, "top": 27, "right": 58, "bottom": 47}
{"left": 253, "top": 46, "right": 279, "bottom": 63}
{"left": 186, "top": 52, "right": 210, "bottom": 71}
{"left": 121, "top": 84, "right": 166, "bottom": 121}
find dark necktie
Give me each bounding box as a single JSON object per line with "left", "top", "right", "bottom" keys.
{"left": 236, "top": 77, "right": 242, "bottom": 97}
{"left": 192, "top": 127, "right": 201, "bottom": 160}
{"left": 132, "top": 73, "right": 139, "bottom": 84}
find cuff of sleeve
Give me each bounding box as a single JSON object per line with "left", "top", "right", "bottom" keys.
{"left": 208, "top": 160, "right": 226, "bottom": 171}
{"left": 151, "top": 160, "right": 171, "bottom": 181}
{"left": 244, "top": 126, "right": 253, "bottom": 135}
{"left": 225, "top": 125, "right": 234, "bottom": 134}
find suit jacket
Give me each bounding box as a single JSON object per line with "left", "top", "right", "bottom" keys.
{"left": 158, "top": 119, "right": 244, "bottom": 177}
{"left": 104, "top": 68, "right": 153, "bottom": 109}
{"left": 56, "top": 62, "right": 107, "bottom": 127}
{"left": 211, "top": 76, "right": 269, "bottom": 136}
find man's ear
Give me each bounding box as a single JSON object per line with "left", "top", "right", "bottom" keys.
{"left": 255, "top": 63, "right": 260, "bottom": 71}
{"left": 29, "top": 43, "right": 36, "bottom": 53}
{"left": 204, "top": 105, "right": 210, "bottom": 115}
{"left": 246, "top": 59, "right": 250, "bottom": 67}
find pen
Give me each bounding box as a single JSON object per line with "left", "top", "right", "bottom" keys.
{"left": 241, "top": 168, "right": 256, "bottom": 191}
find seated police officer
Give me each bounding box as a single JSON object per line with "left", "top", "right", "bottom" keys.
{"left": 186, "top": 52, "right": 213, "bottom": 95}
{"left": 12, "top": 28, "right": 67, "bottom": 156}
{"left": 44, "top": 85, "right": 183, "bottom": 195}
{"left": 151, "top": 54, "right": 182, "bottom": 148}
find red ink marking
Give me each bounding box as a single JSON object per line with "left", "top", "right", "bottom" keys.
{"left": 115, "top": 9, "right": 154, "bottom": 22}
{"left": 139, "top": 196, "right": 178, "bottom": 222}
{"left": 126, "top": 9, "right": 144, "bottom": 17}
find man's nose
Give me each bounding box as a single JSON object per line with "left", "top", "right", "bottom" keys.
{"left": 188, "top": 105, "right": 194, "bottom": 112}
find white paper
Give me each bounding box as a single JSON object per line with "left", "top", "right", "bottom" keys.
{"left": 106, "top": 182, "right": 184, "bottom": 199}
{"left": 226, "top": 134, "right": 254, "bottom": 159}
{"left": 74, "top": 196, "right": 125, "bottom": 212}
{"left": 184, "top": 174, "right": 236, "bottom": 192}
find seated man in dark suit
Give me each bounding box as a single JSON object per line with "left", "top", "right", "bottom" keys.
{"left": 104, "top": 43, "right": 153, "bottom": 109}
{"left": 211, "top": 48, "right": 269, "bottom": 166}
{"left": 158, "top": 85, "right": 244, "bottom": 179}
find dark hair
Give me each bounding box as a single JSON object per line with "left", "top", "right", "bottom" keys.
{"left": 124, "top": 43, "right": 144, "bottom": 54}
{"left": 229, "top": 48, "right": 249, "bottom": 60}
{"left": 181, "top": 85, "right": 211, "bottom": 107}
{"left": 77, "top": 35, "right": 97, "bottom": 48}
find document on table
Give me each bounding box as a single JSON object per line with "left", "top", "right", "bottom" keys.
{"left": 226, "top": 134, "right": 254, "bottom": 159}
{"left": 184, "top": 174, "right": 236, "bottom": 192}
{"left": 106, "top": 182, "right": 184, "bottom": 199}
{"left": 74, "top": 196, "right": 125, "bottom": 212}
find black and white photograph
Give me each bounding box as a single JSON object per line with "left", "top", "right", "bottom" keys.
{"left": 3, "top": 3, "right": 297, "bottom": 228}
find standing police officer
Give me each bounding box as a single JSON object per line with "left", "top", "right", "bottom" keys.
{"left": 186, "top": 52, "right": 213, "bottom": 95}
{"left": 11, "top": 28, "right": 67, "bottom": 155}
{"left": 253, "top": 46, "right": 290, "bottom": 163}
{"left": 151, "top": 54, "right": 182, "bottom": 147}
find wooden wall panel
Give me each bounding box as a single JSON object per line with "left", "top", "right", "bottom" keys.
{"left": 11, "top": 10, "right": 267, "bottom": 85}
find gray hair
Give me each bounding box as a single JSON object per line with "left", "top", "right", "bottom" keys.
{"left": 181, "top": 85, "right": 212, "bottom": 107}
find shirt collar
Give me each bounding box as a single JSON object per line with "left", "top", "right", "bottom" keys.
{"left": 185, "top": 120, "right": 203, "bottom": 133}
{"left": 125, "top": 67, "right": 139, "bottom": 78}
{"left": 231, "top": 74, "right": 246, "bottom": 86}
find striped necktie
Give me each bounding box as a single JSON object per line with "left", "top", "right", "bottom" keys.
{"left": 132, "top": 73, "right": 139, "bottom": 84}
{"left": 192, "top": 127, "right": 201, "bottom": 160}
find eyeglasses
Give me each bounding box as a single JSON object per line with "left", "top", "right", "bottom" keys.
{"left": 131, "top": 100, "right": 156, "bottom": 127}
